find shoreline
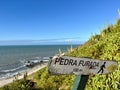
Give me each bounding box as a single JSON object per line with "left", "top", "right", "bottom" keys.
{"left": 0, "top": 63, "right": 47, "bottom": 87}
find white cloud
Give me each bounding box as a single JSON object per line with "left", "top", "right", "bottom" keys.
{"left": 0, "top": 38, "right": 84, "bottom": 45}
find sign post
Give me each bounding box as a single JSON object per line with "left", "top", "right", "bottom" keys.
{"left": 72, "top": 75, "right": 89, "bottom": 90}
{"left": 48, "top": 55, "right": 118, "bottom": 89}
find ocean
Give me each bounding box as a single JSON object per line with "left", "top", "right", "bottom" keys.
{"left": 0, "top": 45, "right": 78, "bottom": 79}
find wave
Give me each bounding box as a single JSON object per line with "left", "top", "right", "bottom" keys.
{"left": 0, "top": 61, "right": 20, "bottom": 67}
{"left": 20, "top": 56, "right": 49, "bottom": 63}
{"left": 42, "top": 57, "right": 50, "bottom": 60}
{"left": 0, "top": 69, "right": 27, "bottom": 80}
{"left": 0, "top": 65, "right": 25, "bottom": 73}
{"left": 0, "top": 56, "right": 49, "bottom": 73}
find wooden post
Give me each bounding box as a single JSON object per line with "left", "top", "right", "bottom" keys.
{"left": 72, "top": 75, "right": 89, "bottom": 90}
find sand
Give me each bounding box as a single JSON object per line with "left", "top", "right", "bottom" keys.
{"left": 0, "top": 63, "right": 47, "bottom": 87}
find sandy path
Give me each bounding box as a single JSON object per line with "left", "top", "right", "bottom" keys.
{"left": 0, "top": 63, "right": 47, "bottom": 87}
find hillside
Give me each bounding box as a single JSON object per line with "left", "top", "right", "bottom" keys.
{"left": 1, "top": 19, "right": 120, "bottom": 90}
{"left": 68, "top": 19, "right": 120, "bottom": 90}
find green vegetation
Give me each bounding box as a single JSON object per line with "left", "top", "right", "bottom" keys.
{"left": 68, "top": 19, "right": 120, "bottom": 90}
{"left": 29, "top": 67, "right": 75, "bottom": 90}
{"left": 0, "top": 74, "right": 35, "bottom": 90}
{"left": 0, "top": 19, "right": 120, "bottom": 90}
{"left": 0, "top": 68, "right": 75, "bottom": 90}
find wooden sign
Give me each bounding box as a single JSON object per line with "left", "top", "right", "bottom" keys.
{"left": 48, "top": 55, "right": 118, "bottom": 75}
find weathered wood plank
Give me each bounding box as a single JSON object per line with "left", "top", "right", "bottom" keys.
{"left": 48, "top": 55, "right": 118, "bottom": 75}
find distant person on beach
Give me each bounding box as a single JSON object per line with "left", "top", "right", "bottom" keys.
{"left": 97, "top": 62, "right": 106, "bottom": 74}
{"left": 24, "top": 72, "right": 28, "bottom": 79}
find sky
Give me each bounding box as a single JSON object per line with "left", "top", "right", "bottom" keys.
{"left": 0, "top": 0, "right": 119, "bottom": 45}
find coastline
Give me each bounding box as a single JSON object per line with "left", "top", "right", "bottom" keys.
{"left": 0, "top": 63, "right": 47, "bottom": 87}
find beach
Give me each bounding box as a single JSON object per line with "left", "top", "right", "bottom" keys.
{"left": 0, "top": 45, "right": 78, "bottom": 88}
{"left": 0, "top": 63, "right": 47, "bottom": 87}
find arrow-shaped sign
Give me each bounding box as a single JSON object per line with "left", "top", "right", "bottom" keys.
{"left": 48, "top": 55, "right": 118, "bottom": 75}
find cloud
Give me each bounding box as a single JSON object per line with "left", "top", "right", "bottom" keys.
{"left": 31, "top": 38, "right": 82, "bottom": 44}
{"left": 61, "top": 38, "right": 82, "bottom": 42}
{"left": 0, "top": 38, "right": 84, "bottom": 45}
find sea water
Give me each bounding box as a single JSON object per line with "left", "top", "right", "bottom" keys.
{"left": 0, "top": 45, "right": 78, "bottom": 79}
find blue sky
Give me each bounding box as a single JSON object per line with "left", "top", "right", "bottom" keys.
{"left": 0, "top": 0, "right": 119, "bottom": 45}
